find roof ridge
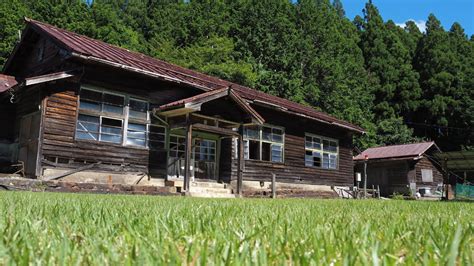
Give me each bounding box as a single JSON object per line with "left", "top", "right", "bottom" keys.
{"left": 24, "top": 18, "right": 364, "bottom": 133}
{"left": 26, "top": 18, "right": 231, "bottom": 89}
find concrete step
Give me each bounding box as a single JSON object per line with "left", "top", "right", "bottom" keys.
{"left": 188, "top": 186, "right": 233, "bottom": 194}
{"left": 190, "top": 181, "right": 229, "bottom": 189}
{"left": 185, "top": 192, "right": 236, "bottom": 198}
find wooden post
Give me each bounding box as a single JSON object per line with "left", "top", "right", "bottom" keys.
{"left": 184, "top": 115, "right": 192, "bottom": 192}
{"left": 236, "top": 126, "right": 244, "bottom": 196}
{"left": 442, "top": 158, "right": 449, "bottom": 200}
{"left": 363, "top": 159, "right": 368, "bottom": 199}
{"left": 271, "top": 173, "right": 276, "bottom": 199}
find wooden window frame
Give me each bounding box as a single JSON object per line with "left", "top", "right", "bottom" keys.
{"left": 304, "top": 133, "right": 339, "bottom": 170}
{"left": 243, "top": 124, "right": 285, "bottom": 163}
{"left": 76, "top": 85, "right": 157, "bottom": 149}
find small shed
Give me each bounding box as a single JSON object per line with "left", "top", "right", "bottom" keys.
{"left": 354, "top": 142, "right": 443, "bottom": 197}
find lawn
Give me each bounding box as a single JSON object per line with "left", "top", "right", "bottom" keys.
{"left": 0, "top": 192, "right": 472, "bottom": 265}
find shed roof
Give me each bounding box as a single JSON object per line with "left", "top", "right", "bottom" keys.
{"left": 354, "top": 142, "right": 439, "bottom": 161}
{"left": 18, "top": 18, "right": 363, "bottom": 133}
{"left": 0, "top": 74, "right": 18, "bottom": 93}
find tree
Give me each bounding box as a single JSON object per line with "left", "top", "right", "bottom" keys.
{"left": 413, "top": 14, "right": 474, "bottom": 150}
{"left": 357, "top": 2, "right": 421, "bottom": 145}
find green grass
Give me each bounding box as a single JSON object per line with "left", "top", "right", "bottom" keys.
{"left": 0, "top": 192, "right": 472, "bottom": 265}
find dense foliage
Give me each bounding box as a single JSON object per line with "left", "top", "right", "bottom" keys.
{"left": 0, "top": 192, "right": 473, "bottom": 264}
{"left": 0, "top": 0, "right": 472, "bottom": 151}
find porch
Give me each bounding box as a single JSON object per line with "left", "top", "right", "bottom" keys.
{"left": 153, "top": 87, "right": 265, "bottom": 194}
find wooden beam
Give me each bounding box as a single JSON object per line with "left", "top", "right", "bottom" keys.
{"left": 183, "top": 115, "right": 192, "bottom": 192}
{"left": 237, "top": 125, "right": 244, "bottom": 196}
{"left": 192, "top": 123, "right": 239, "bottom": 136}
{"left": 24, "top": 71, "right": 76, "bottom": 86}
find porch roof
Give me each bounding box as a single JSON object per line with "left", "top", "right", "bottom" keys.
{"left": 155, "top": 87, "right": 265, "bottom": 125}
{"left": 0, "top": 74, "right": 18, "bottom": 93}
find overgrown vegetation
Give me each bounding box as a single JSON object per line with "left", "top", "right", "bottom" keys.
{"left": 0, "top": 0, "right": 473, "bottom": 150}
{"left": 0, "top": 192, "right": 472, "bottom": 264}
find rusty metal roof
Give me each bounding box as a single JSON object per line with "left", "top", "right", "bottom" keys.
{"left": 25, "top": 18, "right": 363, "bottom": 133}
{"left": 0, "top": 74, "right": 18, "bottom": 93}
{"left": 354, "top": 142, "right": 439, "bottom": 161}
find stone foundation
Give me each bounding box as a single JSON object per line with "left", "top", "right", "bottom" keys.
{"left": 0, "top": 177, "right": 176, "bottom": 196}
{"left": 234, "top": 180, "right": 342, "bottom": 198}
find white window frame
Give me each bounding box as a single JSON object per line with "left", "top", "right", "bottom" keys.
{"left": 304, "top": 133, "right": 339, "bottom": 170}
{"left": 76, "top": 85, "right": 160, "bottom": 149}
{"left": 421, "top": 169, "right": 433, "bottom": 183}
{"left": 243, "top": 124, "right": 285, "bottom": 163}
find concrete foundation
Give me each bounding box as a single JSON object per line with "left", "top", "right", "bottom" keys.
{"left": 41, "top": 169, "right": 166, "bottom": 187}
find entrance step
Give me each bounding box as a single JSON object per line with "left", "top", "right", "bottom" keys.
{"left": 188, "top": 186, "right": 233, "bottom": 195}
{"left": 185, "top": 192, "right": 236, "bottom": 198}
{"left": 187, "top": 181, "right": 235, "bottom": 198}
{"left": 190, "top": 181, "right": 230, "bottom": 189}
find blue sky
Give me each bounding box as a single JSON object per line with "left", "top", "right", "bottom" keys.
{"left": 341, "top": 0, "right": 474, "bottom": 36}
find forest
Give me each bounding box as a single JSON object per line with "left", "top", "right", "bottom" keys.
{"left": 0, "top": 0, "right": 472, "bottom": 151}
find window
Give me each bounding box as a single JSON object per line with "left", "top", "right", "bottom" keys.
{"left": 194, "top": 139, "right": 216, "bottom": 161}
{"left": 169, "top": 136, "right": 185, "bottom": 158}
{"left": 305, "top": 134, "right": 338, "bottom": 169}
{"left": 421, "top": 169, "right": 433, "bottom": 182}
{"left": 129, "top": 98, "right": 148, "bottom": 120}
{"left": 76, "top": 86, "right": 163, "bottom": 149}
{"left": 79, "top": 89, "right": 125, "bottom": 115}
{"left": 243, "top": 125, "right": 284, "bottom": 162}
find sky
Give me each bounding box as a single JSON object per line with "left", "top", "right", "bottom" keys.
{"left": 341, "top": 0, "right": 474, "bottom": 36}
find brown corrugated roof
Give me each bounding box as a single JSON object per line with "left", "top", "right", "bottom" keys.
{"left": 0, "top": 74, "right": 18, "bottom": 93}
{"left": 25, "top": 18, "right": 363, "bottom": 133}
{"left": 354, "top": 142, "right": 439, "bottom": 161}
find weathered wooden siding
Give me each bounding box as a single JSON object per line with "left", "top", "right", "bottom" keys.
{"left": 238, "top": 106, "right": 355, "bottom": 186}
{"left": 414, "top": 157, "right": 443, "bottom": 187}
{"left": 40, "top": 83, "right": 149, "bottom": 174}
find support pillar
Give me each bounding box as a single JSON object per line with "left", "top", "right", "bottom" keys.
{"left": 236, "top": 125, "right": 244, "bottom": 196}
{"left": 184, "top": 115, "right": 192, "bottom": 192}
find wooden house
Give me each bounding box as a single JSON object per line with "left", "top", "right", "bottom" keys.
{"left": 0, "top": 19, "right": 364, "bottom": 195}
{"left": 354, "top": 142, "right": 443, "bottom": 197}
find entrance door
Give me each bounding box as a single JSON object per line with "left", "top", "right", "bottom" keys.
{"left": 167, "top": 135, "right": 194, "bottom": 180}
{"left": 193, "top": 139, "right": 217, "bottom": 180}
{"left": 18, "top": 111, "right": 41, "bottom": 177}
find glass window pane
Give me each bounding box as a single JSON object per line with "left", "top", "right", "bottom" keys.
{"left": 150, "top": 126, "right": 165, "bottom": 134}
{"left": 313, "top": 138, "right": 321, "bottom": 150}
{"left": 77, "top": 115, "right": 99, "bottom": 131}
{"left": 103, "top": 93, "right": 124, "bottom": 106}
{"left": 76, "top": 132, "right": 98, "bottom": 141}
{"left": 79, "top": 100, "right": 100, "bottom": 112}
{"left": 129, "top": 110, "right": 147, "bottom": 120}
{"left": 128, "top": 123, "right": 146, "bottom": 132}
{"left": 101, "top": 134, "right": 122, "bottom": 144}
{"left": 128, "top": 131, "right": 146, "bottom": 139}
{"left": 329, "top": 141, "right": 338, "bottom": 152}
{"left": 130, "top": 99, "right": 148, "bottom": 112}
{"left": 271, "top": 144, "right": 282, "bottom": 162}
{"left": 322, "top": 153, "right": 330, "bottom": 168}
{"left": 305, "top": 136, "right": 312, "bottom": 148}
{"left": 262, "top": 127, "right": 272, "bottom": 141}
{"left": 244, "top": 126, "right": 259, "bottom": 139}
{"left": 323, "top": 140, "right": 330, "bottom": 151}
{"left": 80, "top": 89, "right": 101, "bottom": 102}
{"left": 126, "top": 138, "right": 146, "bottom": 147}
{"left": 103, "top": 104, "right": 123, "bottom": 114}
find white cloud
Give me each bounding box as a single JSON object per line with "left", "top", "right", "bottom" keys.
{"left": 396, "top": 19, "right": 426, "bottom": 33}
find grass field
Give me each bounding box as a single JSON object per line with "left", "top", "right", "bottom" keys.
{"left": 0, "top": 192, "right": 472, "bottom": 265}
